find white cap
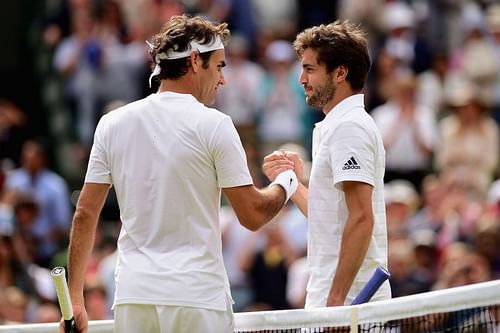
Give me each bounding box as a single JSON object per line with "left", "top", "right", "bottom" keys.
{"left": 461, "top": 2, "right": 485, "bottom": 33}
{"left": 444, "top": 74, "right": 478, "bottom": 107}
{"left": 265, "top": 40, "right": 295, "bottom": 63}
{"left": 384, "top": 180, "right": 419, "bottom": 209}
{"left": 384, "top": 2, "right": 415, "bottom": 31}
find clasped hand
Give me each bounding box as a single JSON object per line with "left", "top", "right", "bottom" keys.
{"left": 262, "top": 149, "right": 304, "bottom": 183}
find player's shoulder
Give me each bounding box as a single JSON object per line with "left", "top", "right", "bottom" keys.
{"left": 333, "top": 108, "right": 380, "bottom": 140}
{"left": 104, "top": 96, "right": 153, "bottom": 120}
{"left": 205, "top": 105, "right": 231, "bottom": 120}
{"left": 201, "top": 107, "right": 235, "bottom": 136}
{"left": 338, "top": 107, "right": 375, "bottom": 128}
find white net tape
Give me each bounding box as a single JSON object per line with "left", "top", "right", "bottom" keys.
{"left": 1, "top": 280, "right": 499, "bottom": 332}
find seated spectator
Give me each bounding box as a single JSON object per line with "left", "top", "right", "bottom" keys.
{"left": 1, "top": 286, "right": 28, "bottom": 324}
{"left": 372, "top": 73, "right": 437, "bottom": 192}
{"left": 5, "top": 140, "right": 71, "bottom": 268}
{"left": 34, "top": 302, "right": 61, "bottom": 323}
{"left": 435, "top": 80, "right": 499, "bottom": 198}
{"left": 384, "top": 179, "right": 420, "bottom": 240}
{"left": 84, "top": 278, "right": 110, "bottom": 320}
{"left": 434, "top": 243, "right": 491, "bottom": 289}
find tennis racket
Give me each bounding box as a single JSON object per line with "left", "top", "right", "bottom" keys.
{"left": 351, "top": 266, "right": 391, "bottom": 305}
{"left": 51, "top": 266, "right": 80, "bottom": 333}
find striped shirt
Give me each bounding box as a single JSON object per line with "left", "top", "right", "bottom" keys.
{"left": 305, "top": 94, "right": 391, "bottom": 308}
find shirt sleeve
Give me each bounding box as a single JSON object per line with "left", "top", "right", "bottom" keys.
{"left": 210, "top": 117, "right": 253, "bottom": 188}
{"left": 85, "top": 115, "right": 112, "bottom": 184}
{"left": 329, "top": 120, "right": 376, "bottom": 188}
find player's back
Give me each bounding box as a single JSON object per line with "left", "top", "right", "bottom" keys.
{"left": 93, "top": 91, "right": 242, "bottom": 310}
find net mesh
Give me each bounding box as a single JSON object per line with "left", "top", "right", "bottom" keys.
{"left": 233, "top": 306, "right": 500, "bottom": 332}
{"left": 1, "top": 280, "right": 499, "bottom": 333}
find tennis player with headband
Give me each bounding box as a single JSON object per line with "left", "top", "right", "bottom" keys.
{"left": 63, "top": 15, "right": 297, "bottom": 333}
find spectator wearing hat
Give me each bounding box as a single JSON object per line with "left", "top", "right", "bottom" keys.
{"left": 379, "top": 1, "right": 433, "bottom": 74}
{"left": 388, "top": 236, "right": 435, "bottom": 298}
{"left": 384, "top": 179, "right": 420, "bottom": 240}
{"left": 448, "top": 2, "right": 499, "bottom": 109}
{"left": 410, "top": 229, "right": 439, "bottom": 293}
{"left": 435, "top": 80, "right": 499, "bottom": 197}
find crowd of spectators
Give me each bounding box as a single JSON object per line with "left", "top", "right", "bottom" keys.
{"left": 1, "top": 0, "right": 500, "bottom": 325}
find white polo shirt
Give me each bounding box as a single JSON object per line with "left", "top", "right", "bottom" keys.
{"left": 85, "top": 91, "right": 253, "bottom": 311}
{"left": 305, "top": 94, "right": 391, "bottom": 308}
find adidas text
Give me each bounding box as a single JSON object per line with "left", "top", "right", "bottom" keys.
{"left": 342, "top": 165, "right": 361, "bottom": 170}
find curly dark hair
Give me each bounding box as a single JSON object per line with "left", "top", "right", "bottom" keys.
{"left": 149, "top": 15, "right": 230, "bottom": 81}
{"left": 293, "top": 20, "right": 371, "bottom": 92}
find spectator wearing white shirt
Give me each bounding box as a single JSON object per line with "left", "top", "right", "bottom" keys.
{"left": 371, "top": 72, "right": 437, "bottom": 192}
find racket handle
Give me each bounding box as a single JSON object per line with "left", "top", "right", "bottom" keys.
{"left": 351, "top": 266, "right": 390, "bottom": 305}
{"left": 64, "top": 318, "right": 79, "bottom": 333}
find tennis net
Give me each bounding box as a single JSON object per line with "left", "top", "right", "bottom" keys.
{"left": 2, "top": 279, "right": 499, "bottom": 332}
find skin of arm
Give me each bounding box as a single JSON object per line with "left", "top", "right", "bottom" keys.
{"left": 223, "top": 179, "right": 290, "bottom": 232}
{"left": 326, "top": 181, "right": 374, "bottom": 306}
{"left": 290, "top": 183, "right": 308, "bottom": 218}
{"left": 262, "top": 150, "right": 309, "bottom": 218}
{"left": 61, "top": 183, "right": 110, "bottom": 333}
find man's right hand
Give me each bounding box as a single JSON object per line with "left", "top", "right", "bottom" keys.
{"left": 59, "top": 303, "right": 88, "bottom": 333}
{"left": 263, "top": 150, "right": 304, "bottom": 183}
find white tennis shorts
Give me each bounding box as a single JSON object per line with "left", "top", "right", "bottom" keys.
{"left": 114, "top": 302, "right": 234, "bottom": 333}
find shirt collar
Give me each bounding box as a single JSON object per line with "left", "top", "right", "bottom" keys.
{"left": 315, "top": 94, "right": 365, "bottom": 130}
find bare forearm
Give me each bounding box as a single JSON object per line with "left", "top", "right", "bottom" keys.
{"left": 224, "top": 184, "right": 287, "bottom": 231}
{"left": 291, "top": 183, "right": 308, "bottom": 218}
{"left": 68, "top": 210, "right": 99, "bottom": 304}
{"left": 264, "top": 183, "right": 289, "bottom": 211}
{"left": 244, "top": 184, "right": 287, "bottom": 230}
{"left": 67, "top": 183, "right": 109, "bottom": 305}
{"left": 327, "top": 216, "right": 373, "bottom": 306}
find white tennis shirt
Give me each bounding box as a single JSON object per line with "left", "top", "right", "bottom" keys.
{"left": 305, "top": 94, "right": 391, "bottom": 308}
{"left": 85, "top": 91, "right": 253, "bottom": 311}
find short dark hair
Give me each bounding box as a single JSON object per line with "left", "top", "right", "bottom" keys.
{"left": 293, "top": 20, "right": 371, "bottom": 91}
{"left": 149, "top": 15, "right": 230, "bottom": 80}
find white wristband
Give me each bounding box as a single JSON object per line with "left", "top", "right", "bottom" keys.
{"left": 270, "top": 169, "right": 298, "bottom": 203}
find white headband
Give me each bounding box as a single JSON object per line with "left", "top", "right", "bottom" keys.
{"left": 148, "top": 36, "right": 225, "bottom": 87}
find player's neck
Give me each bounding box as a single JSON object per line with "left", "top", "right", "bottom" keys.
{"left": 157, "top": 75, "right": 200, "bottom": 98}
{"left": 323, "top": 85, "right": 357, "bottom": 115}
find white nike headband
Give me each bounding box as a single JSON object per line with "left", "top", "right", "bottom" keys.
{"left": 148, "top": 35, "right": 225, "bottom": 87}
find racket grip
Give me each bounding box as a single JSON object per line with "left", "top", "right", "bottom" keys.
{"left": 64, "top": 318, "right": 79, "bottom": 333}
{"left": 351, "top": 266, "right": 390, "bottom": 305}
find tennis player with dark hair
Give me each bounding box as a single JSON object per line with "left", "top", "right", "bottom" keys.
{"left": 64, "top": 15, "right": 297, "bottom": 333}
{"left": 263, "top": 20, "right": 391, "bottom": 308}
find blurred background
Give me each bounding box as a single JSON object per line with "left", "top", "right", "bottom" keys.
{"left": 0, "top": 0, "right": 500, "bottom": 324}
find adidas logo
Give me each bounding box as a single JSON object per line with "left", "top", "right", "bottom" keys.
{"left": 342, "top": 157, "right": 361, "bottom": 170}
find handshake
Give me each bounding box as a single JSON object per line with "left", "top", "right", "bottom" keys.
{"left": 263, "top": 149, "right": 304, "bottom": 202}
